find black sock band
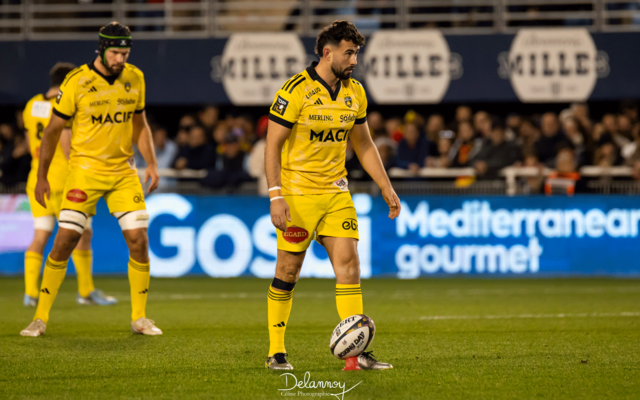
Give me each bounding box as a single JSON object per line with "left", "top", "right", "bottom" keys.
{"left": 272, "top": 278, "right": 296, "bottom": 291}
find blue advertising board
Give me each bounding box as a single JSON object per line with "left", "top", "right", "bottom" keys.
{"left": 0, "top": 30, "right": 639, "bottom": 105}
{"left": 1, "top": 194, "right": 640, "bottom": 277}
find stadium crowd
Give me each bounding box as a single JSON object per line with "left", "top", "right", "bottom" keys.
{"left": 4, "top": 102, "right": 640, "bottom": 194}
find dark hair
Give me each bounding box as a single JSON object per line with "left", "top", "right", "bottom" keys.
{"left": 99, "top": 21, "right": 131, "bottom": 38}
{"left": 50, "top": 62, "right": 76, "bottom": 87}
{"left": 315, "top": 20, "right": 365, "bottom": 57}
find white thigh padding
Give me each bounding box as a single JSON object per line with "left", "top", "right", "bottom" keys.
{"left": 33, "top": 216, "right": 55, "bottom": 232}
{"left": 114, "top": 210, "right": 149, "bottom": 231}
{"left": 58, "top": 209, "right": 88, "bottom": 234}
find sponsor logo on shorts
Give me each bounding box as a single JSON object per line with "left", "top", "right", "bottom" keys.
{"left": 283, "top": 225, "right": 309, "bottom": 244}
{"left": 133, "top": 194, "right": 144, "bottom": 203}
{"left": 66, "top": 189, "right": 87, "bottom": 203}
{"left": 342, "top": 218, "right": 358, "bottom": 231}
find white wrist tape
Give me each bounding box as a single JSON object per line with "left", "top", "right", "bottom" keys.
{"left": 268, "top": 186, "right": 281, "bottom": 191}
{"left": 270, "top": 196, "right": 284, "bottom": 202}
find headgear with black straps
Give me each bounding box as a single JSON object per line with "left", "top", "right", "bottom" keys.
{"left": 98, "top": 22, "right": 132, "bottom": 66}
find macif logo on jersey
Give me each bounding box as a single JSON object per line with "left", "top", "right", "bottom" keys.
{"left": 212, "top": 33, "right": 307, "bottom": 105}
{"left": 498, "top": 28, "right": 610, "bottom": 102}
{"left": 363, "top": 30, "right": 462, "bottom": 104}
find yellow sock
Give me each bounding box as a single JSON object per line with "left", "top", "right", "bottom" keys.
{"left": 267, "top": 287, "right": 293, "bottom": 356}
{"left": 128, "top": 257, "right": 150, "bottom": 321}
{"left": 24, "top": 251, "right": 43, "bottom": 298}
{"left": 72, "top": 249, "right": 94, "bottom": 298}
{"left": 33, "top": 256, "right": 68, "bottom": 323}
{"left": 336, "top": 283, "right": 363, "bottom": 320}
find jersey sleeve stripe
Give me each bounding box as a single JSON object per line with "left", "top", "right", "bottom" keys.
{"left": 134, "top": 108, "right": 144, "bottom": 114}
{"left": 281, "top": 74, "right": 300, "bottom": 90}
{"left": 284, "top": 75, "right": 304, "bottom": 91}
{"left": 354, "top": 116, "right": 367, "bottom": 125}
{"left": 52, "top": 108, "right": 72, "bottom": 120}
{"left": 61, "top": 68, "right": 82, "bottom": 86}
{"left": 268, "top": 113, "right": 294, "bottom": 129}
{"left": 288, "top": 77, "right": 306, "bottom": 93}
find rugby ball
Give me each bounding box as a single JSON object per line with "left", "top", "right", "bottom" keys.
{"left": 330, "top": 314, "right": 375, "bottom": 359}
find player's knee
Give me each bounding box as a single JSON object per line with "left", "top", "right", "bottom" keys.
{"left": 113, "top": 210, "right": 149, "bottom": 231}
{"left": 58, "top": 209, "right": 88, "bottom": 235}
{"left": 126, "top": 229, "right": 149, "bottom": 253}
{"left": 53, "top": 229, "right": 82, "bottom": 254}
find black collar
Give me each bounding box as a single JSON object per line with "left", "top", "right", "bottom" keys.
{"left": 306, "top": 61, "right": 341, "bottom": 102}
{"left": 88, "top": 60, "right": 119, "bottom": 85}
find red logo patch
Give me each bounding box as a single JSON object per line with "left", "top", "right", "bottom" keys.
{"left": 283, "top": 226, "right": 309, "bottom": 244}
{"left": 66, "top": 189, "right": 87, "bottom": 203}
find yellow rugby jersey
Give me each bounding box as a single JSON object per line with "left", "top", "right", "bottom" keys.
{"left": 268, "top": 62, "right": 367, "bottom": 195}
{"left": 23, "top": 93, "right": 70, "bottom": 191}
{"left": 53, "top": 62, "right": 145, "bottom": 176}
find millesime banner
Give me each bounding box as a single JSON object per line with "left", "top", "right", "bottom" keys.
{"left": 1, "top": 194, "right": 640, "bottom": 277}
{"left": 0, "top": 29, "right": 639, "bottom": 105}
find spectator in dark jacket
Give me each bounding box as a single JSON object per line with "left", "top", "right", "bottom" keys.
{"left": 535, "top": 112, "right": 569, "bottom": 166}
{"left": 201, "top": 133, "right": 252, "bottom": 189}
{"left": 395, "top": 122, "right": 432, "bottom": 174}
{"left": 173, "top": 124, "right": 216, "bottom": 171}
{"left": 473, "top": 122, "right": 522, "bottom": 179}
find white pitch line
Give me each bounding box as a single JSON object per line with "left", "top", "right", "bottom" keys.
{"left": 419, "top": 312, "right": 640, "bottom": 320}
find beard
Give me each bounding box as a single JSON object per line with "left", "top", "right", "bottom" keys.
{"left": 104, "top": 60, "right": 124, "bottom": 76}
{"left": 331, "top": 63, "right": 354, "bottom": 81}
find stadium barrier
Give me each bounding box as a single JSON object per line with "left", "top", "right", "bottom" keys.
{"left": 1, "top": 0, "right": 639, "bottom": 40}
{"left": 1, "top": 192, "right": 640, "bottom": 278}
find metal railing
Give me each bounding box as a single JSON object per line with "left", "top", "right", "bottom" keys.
{"left": 2, "top": 165, "right": 639, "bottom": 195}
{"left": 1, "top": 0, "right": 640, "bottom": 41}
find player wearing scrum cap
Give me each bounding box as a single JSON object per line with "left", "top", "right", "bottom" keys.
{"left": 22, "top": 62, "right": 117, "bottom": 309}
{"left": 20, "top": 22, "right": 162, "bottom": 337}
{"left": 264, "top": 20, "right": 401, "bottom": 370}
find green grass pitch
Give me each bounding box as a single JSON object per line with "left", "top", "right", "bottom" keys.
{"left": 1, "top": 277, "right": 639, "bottom": 399}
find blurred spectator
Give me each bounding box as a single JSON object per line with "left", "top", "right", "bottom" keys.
{"left": 473, "top": 122, "right": 521, "bottom": 179}
{"left": 395, "top": 122, "right": 432, "bottom": 174}
{"left": 535, "top": 112, "right": 568, "bottom": 166}
{"left": 505, "top": 113, "right": 521, "bottom": 141}
{"left": 621, "top": 100, "right": 639, "bottom": 124}
{"left": 385, "top": 117, "right": 403, "bottom": 142}
{"left": 515, "top": 118, "right": 540, "bottom": 149}
{"left": 375, "top": 137, "right": 397, "bottom": 170}
{"left": 427, "top": 135, "right": 453, "bottom": 168}
{"left": 0, "top": 124, "right": 31, "bottom": 186}
{"left": 425, "top": 114, "right": 445, "bottom": 142}
{"left": 449, "top": 121, "right": 482, "bottom": 167}
{"left": 176, "top": 114, "right": 197, "bottom": 148}
{"left": 368, "top": 111, "right": 384, "bottom": 133}
{"left": 247, "top": 116, "right": 269, "bottom": 195}
{"left": 562, "top": 118, "right": 591, "bottom": 167}
{"left": 454, "top": 105, "right": 472, "bottom": 126}
{"left": 201, "top": 133, "right": 252, "bottom": 189}
{"left": 522, "top": 152, "right": 544, "bottom": 194}
{"left": 198, "top": 105, "right": 219, "bottom": 136}
{"left": 545, "top": 148, "right": 586, "bottom": 195}
{"left": 173, "top": 124, "right": 216, "bottom": 171}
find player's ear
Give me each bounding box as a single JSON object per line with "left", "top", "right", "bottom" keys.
{"left": 323, "top": 46, "right": 331, "bottom": 61}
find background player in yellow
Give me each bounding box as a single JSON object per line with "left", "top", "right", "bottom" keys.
{"left": 264, "top": 21, "right": 401, "bottom": 370}
{"left": 23, "top": 62, "right": 117, "bottom": 308}
{"left": 20, "top": 22, "right": 162, "bottom": 337}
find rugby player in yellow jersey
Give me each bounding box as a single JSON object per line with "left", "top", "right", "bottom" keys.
{"left": 23, "top": 62, "right": 117, "bottom": 308}
{"left": 21, "top": 22, "right": 162, "bottom": 337}
{"left": 264, "top": 21, "right": 401, "bottom": 370}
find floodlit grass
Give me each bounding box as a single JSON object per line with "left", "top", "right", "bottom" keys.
{"left": 1, "top": 277, "right": 639, "bottom": 399}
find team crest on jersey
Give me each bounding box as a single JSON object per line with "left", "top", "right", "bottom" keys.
{"left": 125, "top": 82, "right": 131, "bottom": 92}
{"left": 344, "top": 95, "right": 353, "bottom": 108}
{"left": 56, "top": 90, "right": 63, "bottom": 104}
{"left": 272, "top": 95, "right": 289, "bottom": 116}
